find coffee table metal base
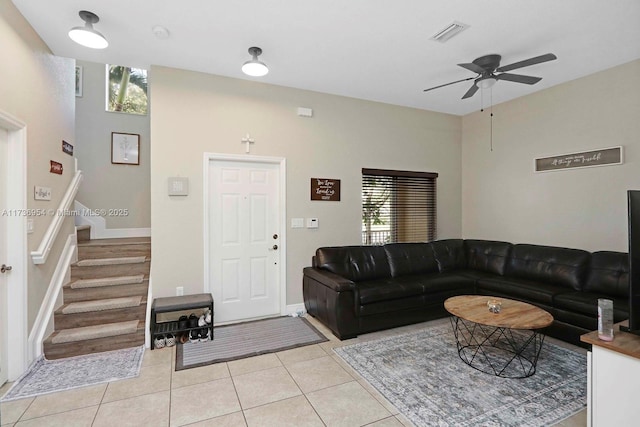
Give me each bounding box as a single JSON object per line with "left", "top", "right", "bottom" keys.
{"left": 450, "top": 316, "right": 547, "bottom": 378}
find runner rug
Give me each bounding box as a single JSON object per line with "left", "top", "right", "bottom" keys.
{"left": 334, "top": 323, "right": 586, "bottom": 427}
{"left": 0, "top": 345, "right": 144, "bottom": 402}
{"left": 176, "top": 316, "right": 328, "bottom": 371}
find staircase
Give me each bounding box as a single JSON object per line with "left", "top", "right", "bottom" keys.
{"left": 43, "top": 230, "right": 150, "bottom": 360}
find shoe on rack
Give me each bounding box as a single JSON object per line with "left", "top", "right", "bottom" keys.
{"left": 178, "top": 332, "right": 189, "bottom": 344}
{"left": 198, "top": 315, "right": 206, "bottom": 327}
{"left": 154, "top": 335, "right": 166, "bottom": 349}
{"left": 199, "top": 327, "right": 210, "bottom": 342}
{"left": 165, "top": 333, "right": 176, "bottom": 347}
{"left": 205, "top": 310, "right": 212, "bottom": 324}
{"left": 178, "top": 315, "right": 188, "bottom": 329}
{"left": 188, "top": 313, "right": 199, "bottom": 328}
{"left": 189, "top": 329, "right": 200, "bottom": 343}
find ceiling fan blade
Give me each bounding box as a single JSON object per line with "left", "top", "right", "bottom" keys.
{"left": 457, "top": 62, "right": 486, "bottom": 74}
{"left": 496, "top": 73, "right": 542, "bottom": 85}
{"left": 461, "top": 83, "right": 479, "bottom": 99}
{"left": 423, "top": 77, "right": 474, "bottom": 92}
{"left": 496, "top": 53, "right": 557, "bottom": 72}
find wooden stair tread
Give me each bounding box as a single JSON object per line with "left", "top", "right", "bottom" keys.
{"left": 75, "top": 256, "right": 147, "bottom": 267}
{"left": 70, "top": 274, "right": 145, "bottom": 289}
{"left": 61, "top": 296, "right": 143, "bottom": 314}
{"left": 78, "top": 237, "right": 150, "bottom": 247}
{"left": 50, "top": 320, "right": 139, "bottom": 344}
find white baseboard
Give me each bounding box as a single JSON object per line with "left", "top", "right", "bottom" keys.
{"left": 28, "top": 233, "right": 77, "bottom": 362}
{"left": 74, "top": 201, "right": 151, "bottom": 239}
{"left": 145, "top": 277, "right": 152, "bottom": 349}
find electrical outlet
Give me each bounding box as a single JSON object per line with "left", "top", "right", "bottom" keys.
{"left": 176, "top": 286, "right": 184, "bottom": 296}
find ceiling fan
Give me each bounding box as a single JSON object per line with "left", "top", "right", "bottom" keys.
{"left": 423, "top": 53, "right": 557, "bottom": 99}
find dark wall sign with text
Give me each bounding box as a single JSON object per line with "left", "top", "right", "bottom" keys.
{"left": 50, "top": 160, "right": 63, "bottom": 175}
{"left": 62, "top": 140, "right": 74, "bottom": 156}
{"left": 311, "top": 178, "right": 341, "bottom": 201}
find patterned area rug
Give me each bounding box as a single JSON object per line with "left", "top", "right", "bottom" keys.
{"left": 176, "top": 316, "right": 328, "bottom": 370}
{"left": 335, "top": 323, "right": 586, "bottom": 427}
{"left": 0, "top": 345, "right": 144, "bottom": 402}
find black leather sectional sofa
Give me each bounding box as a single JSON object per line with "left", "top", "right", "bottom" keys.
{"left": 302, "top": 239, "right": 629, "bottom": 346}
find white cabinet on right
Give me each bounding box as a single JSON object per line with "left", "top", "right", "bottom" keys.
{"left": 582, "top": 325, "right": 640, "bottom": 427}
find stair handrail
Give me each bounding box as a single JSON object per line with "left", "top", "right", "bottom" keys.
{"left": 31, "top": 170, "right": 83, "bottom": 264}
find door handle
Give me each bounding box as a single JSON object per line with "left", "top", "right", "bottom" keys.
{"left": 1, "top": 264, "right": 12, "bottom": 273}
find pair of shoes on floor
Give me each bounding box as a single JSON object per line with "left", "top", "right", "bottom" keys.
{"left": 198, "top": 308, "right": 213, "bottom": 326}
{"left": 188, "top": 313, "right": 199, "bottom": 328}
{"left": 189, "top": 327, "right": 210, "bottom": 343}
{"left": 154, "top": 333, "right": 176, "bottom": 348}
{"left": 178, "top": 315, "right": 189, "bottom": 329}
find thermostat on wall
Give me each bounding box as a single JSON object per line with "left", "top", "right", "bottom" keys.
{"left": 168, "top": 177, "right": 189, "bottom": 196}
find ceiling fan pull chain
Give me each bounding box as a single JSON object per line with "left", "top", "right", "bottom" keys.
{"left": 490, "top": 90, "right": 494, "bottom": 152}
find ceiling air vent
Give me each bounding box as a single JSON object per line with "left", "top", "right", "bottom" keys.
{"left": 430, "top": 21, "right": 469, "bottom": 43}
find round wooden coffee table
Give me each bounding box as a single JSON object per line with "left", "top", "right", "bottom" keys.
{"left": 444, "top": 295, "right": 554, "bottom": 378}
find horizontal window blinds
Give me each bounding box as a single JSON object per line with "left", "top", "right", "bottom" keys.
{"left": 362, "top": 168, "right": 438, "bottom": 245}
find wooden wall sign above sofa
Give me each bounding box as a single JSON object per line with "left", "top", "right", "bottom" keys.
{"left": 534, "top": 146, "right": 623, "bottom": 172}
{"left": 311, "top": 178, "right": 340, "bottom": 201}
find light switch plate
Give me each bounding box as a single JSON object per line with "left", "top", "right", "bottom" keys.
{"left": 34, "top": 186, "right": 52, "bottom": 201}
{"left": 306, "top": 218, "right": 319, "bottom": 228}
{"left": 291, "top": 218, "right": 304, "bottom": 228}
{"left": 168, "top": 177, "right": 189, "bottom": 196}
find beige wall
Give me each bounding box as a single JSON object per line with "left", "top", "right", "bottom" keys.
{"left": 462, "top": 59, "right": 640, "bottom": 252}
{"left": 75, "top": 61, "right": 150, "bottom": 228}
{"left": 150, "top": 66, "right": 462, "bottom": 302}
{"left": 0, "top": 1, "right": 75, "bottom": 329}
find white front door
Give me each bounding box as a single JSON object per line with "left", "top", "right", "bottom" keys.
{"left": 208, "top": 157, "right": 283, "bottom": 323}
{"left": 0, "top": 127, "right": 9, "bottom": 386}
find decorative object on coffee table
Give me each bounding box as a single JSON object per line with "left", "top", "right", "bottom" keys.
{"left": 445, "top": 295, "right": 554, "bottom": 378}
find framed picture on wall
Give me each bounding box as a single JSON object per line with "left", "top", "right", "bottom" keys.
{"left": 75, "top": 65, "right": 83, "bottom": 97}
{"left": 111, "top": 132, "right": 140, "bottom": 165}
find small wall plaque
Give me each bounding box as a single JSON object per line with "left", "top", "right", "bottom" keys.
{"left": 534, "top": 146, "right": 623, "bottom": 172}
{"left": 62, "top": 140, "right": 74, "bottom": 156}
{"left": 50, "top": 160, "right": 63, "bottom": 175}
{"left": 34, "top": 186, "right": 52, "bottom": 201}
{"left": 311, "top": 178, "right": 341, "bottom": 201}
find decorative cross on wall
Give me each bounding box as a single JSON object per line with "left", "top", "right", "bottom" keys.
{"left": 241, "top": 133, "right": 255, "bottom": 154}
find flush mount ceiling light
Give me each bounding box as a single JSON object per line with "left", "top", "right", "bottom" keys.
{"left": 242, "top": 47, "right": 269, "bottom": 77}
{"left": 68, "top": 10, "right": 108, "bottom": 49}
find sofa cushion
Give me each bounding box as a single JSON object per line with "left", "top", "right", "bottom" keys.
{"left": 506, "top": 244, "right": 590, "bottom": 291}
{"left": 476, "top": 276, "right": 563, "bottom": 306}
{"left": 383, "top": 243, "right": 439, "bottom": 278}
{"left": 431, "top": 239, "right": 466, "bottom": 272}
{"left": 584, "top": 251, "right": 629, "bottom": 298}
{"left": 315, "top": 246, "right": 391, "bottom": 282}
{"left": 356, "top": 277, "right": 425, "bottom": 305}
{"left": 553, "top": 291, "right": 629, "bottom": 320}
{"left": 464, "top": 240, "right": 512, "bottom": 276}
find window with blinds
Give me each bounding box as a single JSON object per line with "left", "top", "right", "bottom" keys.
{"left": 362, "top": 168, "right": 438, "bottom": 245}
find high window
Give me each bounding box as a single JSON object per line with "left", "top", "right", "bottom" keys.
{"left": 362, "top": 168, "right": 437, "bottom": 245}
{"left": 106, "top": 65, "right": 148, "bottom": 115}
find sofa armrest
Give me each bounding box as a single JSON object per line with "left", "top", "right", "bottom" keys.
{"left": 303, "top": 267, "right": 358, "bottom": 340}
{"left": 303, "top": 267, "right": 356, "bottom": 292}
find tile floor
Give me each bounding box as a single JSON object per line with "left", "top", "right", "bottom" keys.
{"left": 0, "top": 317, "right": 587, "bottom": 427}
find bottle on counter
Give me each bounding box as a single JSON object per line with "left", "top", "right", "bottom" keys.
{"left": 597, "top": 298, "right": 614, "bottom": 341}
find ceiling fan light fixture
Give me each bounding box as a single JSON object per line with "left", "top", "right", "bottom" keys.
{"left": 477, "top": 77, "right": 497, "bottom": 90}
{"left": 242, "top": 47, "right": 269, "bottom": 77}
{"left": 68, "top": 10, "right": 108, "bottom": 49}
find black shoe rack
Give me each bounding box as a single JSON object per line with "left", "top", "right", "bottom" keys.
{"left": 150, "top": 293, "right": 214, "bottom": 349}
